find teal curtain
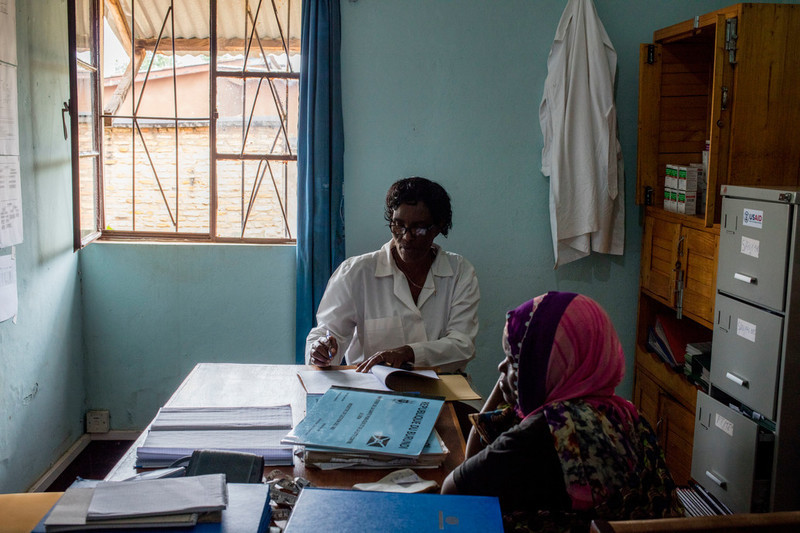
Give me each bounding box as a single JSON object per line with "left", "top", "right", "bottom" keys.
{"left": 296, "top": 0, "right": 345, "bottom": 363}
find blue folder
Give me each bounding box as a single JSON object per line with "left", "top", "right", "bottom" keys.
{"left": 32, "top": 482, "right": 271, "bottom": 533}
{"left": 283, "top": 488, "right": 503, "bottom": 532}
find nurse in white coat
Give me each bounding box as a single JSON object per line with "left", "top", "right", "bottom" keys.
{"left": 306, "top": 177, "right": 480, "bottom": 373}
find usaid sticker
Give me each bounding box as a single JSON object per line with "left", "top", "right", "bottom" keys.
{"left": 743, "top": 208, "right": 763, "bottom": 229}
{"left": 740, "top": 236, "right": 760, "bottom": 258}
{"left": 715, "top": 413, "right": 734, "bottom": 437}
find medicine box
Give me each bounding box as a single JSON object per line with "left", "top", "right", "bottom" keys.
{"left": 677, "top": 165, "right": 700, "bottom": 192}
{"left": 677, "top": 190, "right": 697, "bottom": 215}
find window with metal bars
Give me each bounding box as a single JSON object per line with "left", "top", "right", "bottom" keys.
{"left": 68, "top": 0, "right": 300, "bottom": 249}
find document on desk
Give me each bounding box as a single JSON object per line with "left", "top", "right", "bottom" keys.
{"left": 150, "top": 405, "right": 292, "bottom": 430}
{"left": 297, "top": 367, "right": 481, "bottom": 401}
{"left": 136, "top": 405, "right": 294, "bottom": 467}
{"left": 42, "top": 475, "right": 228, "bottom": 531}
{"left": 304, "top": 427, "right": 449, "bottom": 470}
{"left": 282, "top": 387, "right": 444, "bottom": 457}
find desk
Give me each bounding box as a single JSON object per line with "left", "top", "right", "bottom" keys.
{"left": 105, "top": 363, "right": 466, "bottom": 488}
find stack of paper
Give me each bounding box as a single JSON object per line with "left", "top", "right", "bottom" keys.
{"left": 36, "top": 480, "right": 272, "bottom": 533}
{"left": 42, "top": 475, "right": 228, "bottom": 532}
{"left": 304, "top": 428, "right": 449, "bottom": 470}
{"left": 282, "top": 387, "right": 446, "bottom": 470}
{"left": 136, "top": 406, "right": 294, "bottom": 467}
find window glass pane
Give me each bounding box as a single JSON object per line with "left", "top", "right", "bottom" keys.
{"left": 78, "top": 155, "right": 98, "bottom": 238}
{"left": 216, "top": 0, "right": 301, "bottom": 69}
{"left": 216, "top": 159, "right": 296, "bottom": 239}
{"left": 215, "top": 76, "right": 297, "bottom": 155}
{"left": 104, "top": 121, "right": 211, "bottom": 233}
{"left": 75, "top": 0, "right": 97, "bottom": 67}
{"left": 77, "top": 66, "right": 97, "bottom": 154}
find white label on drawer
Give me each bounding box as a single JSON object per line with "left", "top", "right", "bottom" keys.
{"left": 715, "top": 413, "right": 734, "bottom": 437}
{"left": 743, "top": 208, "right": 763, "bottom": 229}
{"left": 740, "top": 236, "right": 760, "bottom": 258}
{"left": 737, "top": 318, "right": 757, "bottom": 342}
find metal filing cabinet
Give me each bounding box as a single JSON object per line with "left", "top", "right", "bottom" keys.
{"left": 692, "top": 185, "right": 800, "bottom": 513}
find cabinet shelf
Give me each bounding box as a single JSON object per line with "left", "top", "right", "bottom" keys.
{"left": 636, "top": 3, "right": 800, "bottom": 227}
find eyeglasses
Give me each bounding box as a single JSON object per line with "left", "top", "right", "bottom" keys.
{"left": 388, "top": 222, "right": 436, "bottom": 238}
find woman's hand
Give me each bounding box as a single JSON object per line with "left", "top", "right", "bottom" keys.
{"left": 309, "top": 334, "right": 338, "bottom": 367}
{"left": 355, "top": 345, "right": 414, "bottom": 373}
{"left": 497, "top": 354, "right": 518, "bottom": 406}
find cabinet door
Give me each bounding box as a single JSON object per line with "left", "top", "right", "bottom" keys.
{"left": 634, "top": 367, "right": 694, "bottom": 486}
{"left": 641, "top": 215, "right": 679, "bottom": 306}
{"left": 659, "top": 392, "right": 695, "bottom": 486}
{"left": 636, "top": 43, "right": 662, "bottom": 207}
{"left": 633, "top": 366, "right": 660, "bottom": 429}
{"left": 680, "top": 226, "right": 718, "bottom": 327}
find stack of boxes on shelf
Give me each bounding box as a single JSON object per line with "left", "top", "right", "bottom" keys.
{"left": 663, "top": 141, "right": 709, "bottom": 215}
{"left": 664, "top": 163, "right": 705, "bottom": 214}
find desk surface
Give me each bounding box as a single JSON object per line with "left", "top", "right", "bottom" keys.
{"left": 105, "top": 363, "right": 467, "bottom": 488}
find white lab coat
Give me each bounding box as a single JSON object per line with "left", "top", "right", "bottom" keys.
{"left": 305, "top": 241, "right": 480, "bottom": 372}
{"left": 539, "top": 0, "right": 625, "bottom": 268}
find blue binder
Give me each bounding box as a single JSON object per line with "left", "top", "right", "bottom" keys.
{"left": 283, "top": 488, "right": 503, "bottom": 532}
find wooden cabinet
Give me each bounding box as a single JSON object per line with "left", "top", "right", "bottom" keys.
{"left": 634, "top": 3, "right": 800, "bottom": 489}
{"left": 636, "top": 3, "right": 800, "bottom": 227}
{"left": 639, "top": 208, "right": 718, "bottom": 328}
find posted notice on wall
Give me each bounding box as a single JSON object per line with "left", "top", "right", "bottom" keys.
{"left": 0, "top": 250, "right": 16, "bottom": 322}
{"left": 0, "top": 63, "right": 19, "bottom": 157}
{"left": 0, "top": 0, "right": 15, "bottom": 66}
{"left": 0, "top": 155, "right": 22, "bottom": 246}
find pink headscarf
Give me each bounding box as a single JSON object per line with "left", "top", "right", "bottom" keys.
{"left": 506, "top": 291, "right": 637, "bottom": 423}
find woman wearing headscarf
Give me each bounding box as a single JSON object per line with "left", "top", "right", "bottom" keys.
{"left": 442, "top": 292, "right": 682, "bottom": 531}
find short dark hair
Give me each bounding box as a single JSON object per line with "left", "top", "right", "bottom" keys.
{"left": 384, "top": 177, "right": 453, "bottom": 237}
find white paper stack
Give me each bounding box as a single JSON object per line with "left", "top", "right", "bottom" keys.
{"left": 136, "top": 405, "right": 294, "bottom": 467}
{"left": 43, "top": 474, "right": 228, "bottom": 531}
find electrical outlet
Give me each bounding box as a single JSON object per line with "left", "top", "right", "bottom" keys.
{"left": 86, "top": 409, "right": 110, "bottom": 433}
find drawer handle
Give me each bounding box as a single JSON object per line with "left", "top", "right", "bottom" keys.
{"left": 726, "top": 372, "right": 749, "bottom": 388}
{"left": 734, "top": 272, "right": 757, "bottom": 284}
{"left": 705, "top": 470, "right": 728, "bottom": 489}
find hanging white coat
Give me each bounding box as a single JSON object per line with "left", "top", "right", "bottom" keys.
{"left": 539, "top": 0, "right": 624, "bottom": 268}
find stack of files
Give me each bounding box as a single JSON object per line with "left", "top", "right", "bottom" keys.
{"left": 683, "top": 341, "right": 712, "bottom": 390}
{"left": 676, "top": 481, "right": 732, "bottom": 517}
{"left": 283, "top": 488, "right": 503, "bottom": 532}
{"left": 648, "top": 314, "right": 710, "bottom": 369}
{"left": 136, "top": 405, "right": 294, "bottom": 467}
{"left": 34, "top": 480, "right": 271, "bottom": 533}
{"left": 648, "top": 314, "right": 689, "bottom": 367}
{"left": 282, "top": 387, "right": 445, "bottom": 467}
{"left": 303, "top": 427, "right": 449, "bottom": 469}
{"left": 39, "top": 474, "right": 229, "bottom": 531}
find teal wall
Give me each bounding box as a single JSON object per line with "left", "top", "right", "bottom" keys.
{"left": 3, "top": 0, "right": 798, "bottom": 494}
{"left": 0, "top": 0, "right": 86, "bottom": 494}
{"left": 80, "top": 243, "right": 296, "bottom": 430}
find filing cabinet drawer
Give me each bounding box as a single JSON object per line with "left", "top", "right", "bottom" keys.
{"left": 712, "top": 293, "right": 783, "bottom": 419}
{"left": 717, "top": 198, "right": 791, "bottom": 311}
{"left": 692, "top": 392, "right": 771, "bottom": 513}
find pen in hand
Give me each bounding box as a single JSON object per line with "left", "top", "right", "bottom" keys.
{"left": 325, "top": 330, "right": 333, "bottom": 359}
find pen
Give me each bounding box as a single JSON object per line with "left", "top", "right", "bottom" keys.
{"left": 325, "top": 330, "right": 333, "bottom": 359}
